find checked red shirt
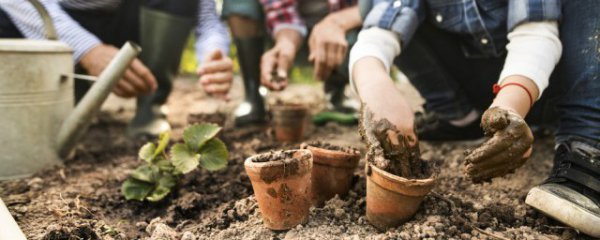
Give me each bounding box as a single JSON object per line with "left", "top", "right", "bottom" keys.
{"left": 260, "top": 0, "right": 356, "bottom": 37}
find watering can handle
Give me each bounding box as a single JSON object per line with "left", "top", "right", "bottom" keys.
{"left": 27, "top": 0, "right": 58, "bottom": 40}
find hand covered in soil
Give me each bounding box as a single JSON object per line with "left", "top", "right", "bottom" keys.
{"left": 260, "top": 29, "right": 302, "bottom": 91}
{"left": 359, "top": 106, "right": 423, "bottom": 178}
{"left": 80, "top": 44, "right": 157, "bottom": 98}
{"left": 197, "top": 50, "right": 234, "bottom": 101}
{"left": 465, "top": 107, "right": 533, "bottom": 183}
{"left": 308, "top": 17, "right": 348, "bottom": 81}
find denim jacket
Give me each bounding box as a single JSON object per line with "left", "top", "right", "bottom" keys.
{"left": 359, "top": 0, "right": 561, "bottom": 58}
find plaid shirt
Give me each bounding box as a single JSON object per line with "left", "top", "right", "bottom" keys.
{"left": 361, "top": 0, "right": 561, "bottom": 58}
{"left": 260, "top": 0, "right": 356, "bottom": 37}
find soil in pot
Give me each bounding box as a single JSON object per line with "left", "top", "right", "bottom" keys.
{"left": 301, "top": 141, "right": 360, "bottom": 207}
{"left": 244, "top": 149, "right": 313, "bottom": 230}
{"left": 271, "top": 104, "right": 309, "bottom": 142}
{"left": 359, "top": 107, "right": 436, "bottom": 231}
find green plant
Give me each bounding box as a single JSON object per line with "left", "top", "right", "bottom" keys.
{"left": 121, "top": 123, "right": 228, "bottom": 202}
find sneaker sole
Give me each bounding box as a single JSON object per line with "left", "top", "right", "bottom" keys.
{"left": 526, "top": 186, "right": 600, "bottom": 237}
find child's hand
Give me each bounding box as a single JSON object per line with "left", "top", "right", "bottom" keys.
{"left": 464, "top": 107, "right": 533, "bottom": 183}
{"left": 308, "top": 18, "right": 348, "bottom": 81}
{"left": 260, "top": 29, "right": 302, "bottom": 91}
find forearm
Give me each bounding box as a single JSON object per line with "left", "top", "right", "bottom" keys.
{"left": 195, "top": 0, "right": 230, "bottom": 63}
{"left": 490, "top": 75, "right": 539, "bottom": 118}
{"left": 324, "top": 6, "right": 362, "bottom": 32}
{"left": 0, "top": 0, "right": 101, "bottom": 62}
{"left": 274, "top": 28, "right": 303, "bottom": 54}
{"left": 353, "top": 57, "right": 396, "bottom": 99}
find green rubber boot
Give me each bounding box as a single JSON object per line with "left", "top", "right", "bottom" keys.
{"left": 233, "top": 37, "right": 267, "bottom": 126}
{"left": 128, "top": 7, "right": 194, "bottom": 138}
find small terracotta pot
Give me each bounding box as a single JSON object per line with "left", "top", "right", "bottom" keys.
{"left": 365, "top": 163, "right": 435, "bottom": 230}
{"left": 301, "top": 143, "right": 360, "bottom": 207}
{"left": 244, "top": 150, "right": 313, "bottom": 230}
{"left": 271, "top": 104, "right": 308, "bottom": 142}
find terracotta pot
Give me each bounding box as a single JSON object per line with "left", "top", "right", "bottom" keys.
{"left": 244, "top": 149, "right": 313, "bottom": 230}
{"left": 271, "top": 104, "right": 308, "bottom": 142}
{"left": 301, "top": 143, "right": 360, "bottom": 207}
{"left": 365, "top": 163, "right": 435, "bottom": 230}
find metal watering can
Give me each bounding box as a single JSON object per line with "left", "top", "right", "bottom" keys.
{"left": 0, "top": 0, "right": 141, "bottom": 179}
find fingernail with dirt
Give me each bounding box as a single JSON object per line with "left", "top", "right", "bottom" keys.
{"left": 359, "top": 106, "right": 436, "bottom": 230}
{"left": 244, "top": 149, "right": 313, "bottom": 230}
{"left": 301, "top": 142, "right": 360, "bottom": 207}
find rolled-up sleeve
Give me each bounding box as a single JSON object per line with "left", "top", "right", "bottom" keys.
{"left": 507, "top": 0, "right": 561, "bottom": 31}
{"left": 195, "top": 0, "right": 230, "bottom": 63}
{"left": 361, "top": 0, "right": 425, "bottom": 47}
{"left": 260, "top": 0, "right": 307, "bottom": 37}
{"left": 0, "top": 0, "right": 101, "bottom": 63}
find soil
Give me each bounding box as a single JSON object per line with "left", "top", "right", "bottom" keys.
{"left": 250, "top": 151, "right": 295, "bottom": 163}
{"left": 301, "top": 141, "right": 359, "bottom": 155}
{"left": 0, "top": 77, "right": 590, "bottom": 239}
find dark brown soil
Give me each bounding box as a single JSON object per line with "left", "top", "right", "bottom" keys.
{"left": 0, "top": 78, "right": 589, "bottom": 239}
{"left": 250, "top": 151, "right": 295, "bottom": 163}
{"left": 301, "top": 141, "right": 359, "bottom": 155}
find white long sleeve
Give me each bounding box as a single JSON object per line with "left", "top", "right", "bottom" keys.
{"left": 0, "top": 0, "right": 101, "bottom": 62}
{"left": 499, "top": 21, "right": 562, "bottom": 99}
{"left": 348, "top": 27, "right": 401, "bottom": 93}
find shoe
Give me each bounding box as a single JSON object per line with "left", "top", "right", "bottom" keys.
{"left": 233, "top": 37, "right": 267, "bottom": 126}
{"left": 128, "top": 7, "right": 194, "bottom": 137}
{"left": 526, "top": 142, "right": 600, "bottom": 237}
{"left": 414, "top": 111, "right": 483, "bottom": 141}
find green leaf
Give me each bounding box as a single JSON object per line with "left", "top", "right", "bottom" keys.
{"left": 183, "top": 124, "right": 221, "bottom": 151}
{"left": 199, "top": 138, "right": 228, "bottom": 171}
{"left": 122, "top": 179, "right": 154, "bottom": 201}
{"left": 146, "top": 174, "right": 177, "bottom": 202}
{"left": 171, "top": 143, "right": 200, "bottom": 174}
{"left": 138, "top": 142, "right": 156, "bottom": 163}
{"left": 154, "top": 132, "right": 170, "bottom": 158}
{"left": 154, "top": 156, "right": 175, "bottom": 173}
{"left": 130, "top": 165, "right": 160, "bottom": 183}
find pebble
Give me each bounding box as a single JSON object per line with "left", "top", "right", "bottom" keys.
{"left": 135, "top": 221, "right": 148, "bottom": 230}
{"left": 460, "top": 233, "right": 471, "bottom": 240}
{"left": 181, "top": 231, "right": 197, "bottom": 240}
{"left": 149, "top": 223, "right": 177, "bottom": 240}
{"left": 334, "top": 209, "right": 345, "bottom": 219}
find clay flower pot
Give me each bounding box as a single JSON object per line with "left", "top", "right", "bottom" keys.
{"left": 244, "top": 149, "right": 313, "bottom": 230}
{"left": 271, "top": 104, "right": 308, "bottom": 142}
{"left": 301, "top": 142, "right": 360, "bottom": 207}
{"left": 365, "top": 163, "right": 435, "bottom": 230}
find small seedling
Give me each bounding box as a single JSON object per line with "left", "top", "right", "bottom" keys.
{"left": 121, "top": 123, "right": 228, "bottom": 202}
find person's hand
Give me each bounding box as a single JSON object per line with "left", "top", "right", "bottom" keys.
{"left": 355, "top": 57, "right": 420, "bottom": 177}
{"left": 80, "top": 44, "right": 157, "bottom": 98}
{"left": 464, "top": 106, "right": 534, "bottom": 183}
{"left": 260, "top": 38, "right": 297, "bottom": 91}
{"left": 197, "top": 50, "right": 234, "bottom": 100}
{"left": 308, "top": 17, "right": 348, "bottom": 81}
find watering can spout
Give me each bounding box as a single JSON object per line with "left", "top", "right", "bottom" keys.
{"left": 56, "top": 41, "right": 141, "bottom": 157}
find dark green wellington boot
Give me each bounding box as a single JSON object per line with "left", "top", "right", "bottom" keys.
{"left": 127, "top": 7, "right": 194, "bottom": 137}
{"left": 233, "top": 37, "right": 267, "bottom": 126}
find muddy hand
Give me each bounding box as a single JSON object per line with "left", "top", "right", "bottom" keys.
{"left": 465, "top": 107, "right": 533, "bottom": 183}
{"left": 359, "top": 105, "right": 420, "bottom": 178}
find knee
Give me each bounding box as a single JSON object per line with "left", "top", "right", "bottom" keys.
{"left": 227, "top": 15, "right": 262, "bottom": 38}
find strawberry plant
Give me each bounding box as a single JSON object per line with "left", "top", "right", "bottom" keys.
{"left": 121, "top": 123, "right": 228, "bottom": 201}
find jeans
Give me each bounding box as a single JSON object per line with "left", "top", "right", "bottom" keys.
{"left": 396, "top": 0, "right": 600, "bottom": 144}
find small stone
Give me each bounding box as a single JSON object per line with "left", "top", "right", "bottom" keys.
{"left": 334, "top": 208, "right": 345, "bottom": 219}
{"left": 460, "top": 233, "right": 471, "bottom": 240}
{"left": 181, "top": 231, "right": 196, "bottom": 240}
{"left": 149, "top": 223, "right": 177, "bottom": 240}
{"left": 135, "top": 221, "right": 148, "bottom": 230}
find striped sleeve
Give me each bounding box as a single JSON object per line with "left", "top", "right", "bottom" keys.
{"left": 0, "top": 0, "right": 101, "bottom": 63}
{"left": 195, "top": 0, "right": 230, "bottom": 63}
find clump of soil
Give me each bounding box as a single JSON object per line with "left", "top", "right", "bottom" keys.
{"left": 250, "top": 150, "right": 295, "bottom": 163}
{"left": 301, "top": 141, "right": 359, "bottom": 155}
{"left": 187, "top": 112, "right": 227, "bottom": 126}
{"left": 359, "top": 107, "right": 429, "bottom": 179}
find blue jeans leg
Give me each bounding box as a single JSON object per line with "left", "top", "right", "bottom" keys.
{"left": 554, "top": 0, "right": 600, "bottom": 144}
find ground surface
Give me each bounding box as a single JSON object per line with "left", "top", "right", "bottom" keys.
{"left": 0, "top": 77, "right": 591, "bottom": 240}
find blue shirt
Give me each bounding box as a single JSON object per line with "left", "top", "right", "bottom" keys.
{"left": 361, "top": 0, "right": 561, "bottom": 58}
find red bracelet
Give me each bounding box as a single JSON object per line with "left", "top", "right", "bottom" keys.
{"left": 493, "top": 83, "right": 534, "bottom": 107}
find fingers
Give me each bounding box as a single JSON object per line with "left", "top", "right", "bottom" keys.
{"left": 465, "top": 134, "right": 513, "bottom": 163}
{"left": 200, "top": 72, "right": 233, "bottom": 94}
{"left": 204, "top": 49, "right": 223, "bottom": 62}
{"left": 112, "top": 77, "right": 137, "bottom": 98}
{"left": 465, "top": 139, "right": 531, "bottom": 173}
{"left": 130, "top": 59, "right": 157, "bottom": 92}
{"left": 261, "top": 48, "right": 290, "bottom": 91}
{"left": 198, "top": 57, "right": 232, "bottom": 75}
